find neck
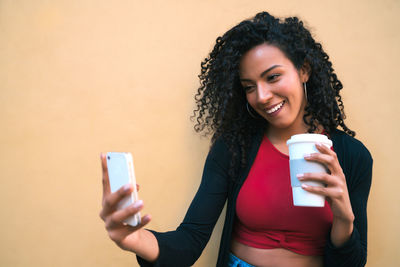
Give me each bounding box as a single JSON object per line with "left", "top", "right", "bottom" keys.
{"left": 265, "top": 121, "right": 323, "bottom": 145}
{"left": 266, "top": 124, "right": 308, "bottom": 145}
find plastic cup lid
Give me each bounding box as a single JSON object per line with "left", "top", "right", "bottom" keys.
{"left": 286, "top": 133, "right": 332, "bottom": 146}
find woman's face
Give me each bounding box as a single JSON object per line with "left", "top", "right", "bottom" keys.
{"left": 239, "top": 43, "right": 309, "bottom": 133}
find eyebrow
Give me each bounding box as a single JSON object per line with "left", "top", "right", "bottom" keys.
{"left": 240, "top": 64, "right": 282, "bottom": 82}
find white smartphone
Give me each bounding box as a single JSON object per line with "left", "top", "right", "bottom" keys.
{"left": 106, "top": 152, "right": 141, "bottom": 227}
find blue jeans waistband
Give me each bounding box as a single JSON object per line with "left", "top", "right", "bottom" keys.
{"left": 228, "top": 253, "right": 255, "bottom": 267}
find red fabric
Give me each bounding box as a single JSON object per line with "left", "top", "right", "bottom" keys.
{"left": 234, "top": 135, "right": 333, "bottom": 255}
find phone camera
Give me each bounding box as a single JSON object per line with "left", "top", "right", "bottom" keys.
{"left": 107, "top": 156, "right": 110, "bottom": 160}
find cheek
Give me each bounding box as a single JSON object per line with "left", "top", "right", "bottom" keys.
{"left": 279, "top": 79, "right": 303, "bottom": 101}
{"left": 245, "top": 93, "right": 256, "bottom": 105}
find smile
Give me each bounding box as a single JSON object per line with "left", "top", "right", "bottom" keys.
{"left": 266, "top": 101, "right": 285, "bottom": 114}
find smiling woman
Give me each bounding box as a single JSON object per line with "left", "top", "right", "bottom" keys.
{"left": 239, "top": 44, "right": 310, "bottom": 144}
{"left": 99, "top": 11, "right": 372, "bottom": 267}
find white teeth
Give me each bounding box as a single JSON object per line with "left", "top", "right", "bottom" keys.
{"left": 266, "top": 102, "right": 284, "bottom": 114}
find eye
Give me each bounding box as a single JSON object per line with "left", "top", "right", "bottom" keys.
{"left": 267, "top": 74, "right": 280, "bottom": 82}
{"left": 243, "top": 85, "right": 255, "bottom": 93}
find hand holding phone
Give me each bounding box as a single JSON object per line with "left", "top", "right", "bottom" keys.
{"left": 106, "top": 152, "right": 141, "bottom": 227}
{"left": 100, "top": 153, "right": 154, "bottom": 256}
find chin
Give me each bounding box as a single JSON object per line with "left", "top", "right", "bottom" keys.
{"left": 267, "top": 120, "right": 295, "bottom": 130}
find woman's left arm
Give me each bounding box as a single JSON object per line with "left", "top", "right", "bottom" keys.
{"left": 299, "top": 142, "right": 373, "bottom": 267}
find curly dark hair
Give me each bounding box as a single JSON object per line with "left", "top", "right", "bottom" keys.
{"left": 192, "top": 11, "right": 354, "bottom": 179}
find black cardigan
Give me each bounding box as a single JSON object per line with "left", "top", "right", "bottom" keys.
{"left": 138, "top": 129, "right": 373, "bottom": 266}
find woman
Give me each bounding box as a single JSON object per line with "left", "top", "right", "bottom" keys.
{"left": 100, "top": 12, "right": 372, "bottom": 267}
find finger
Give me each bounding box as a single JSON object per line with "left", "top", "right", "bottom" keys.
{"left": 297, "top": 172, "right": 334, "bottom": 186}
{"left": 304, "top": 152, "right": 331, "bottom": 164}
{"left": 136, "top": 184, "right": 140, "bottom": 192}
{"left": 101, "top": 183, "right": 133, "bottom": 217}
{"left": 301, "top": 183, "right": 330, "bottom": 196}
{"left": 100, "top": 153, "right": 111, "bottom": 198}
{"left": 304, "top": 152, "right": 341, "bottom": 173}
{"left": 123, "top": 214, "right": 152, "bottom": 231}
{"left": 125, "top": 214, "right": 152, "bottom": 232}
{"left": 137, "top": 214, "right": 152, "bottom": 229}
{"left": 315, "top": 143, "right": 334, "bottom": 154}
{"left": 107, "top": 200, "right": 144, "bottom": 228}
{"left": 302, "top": 183, "right": 343, "bottom": 199}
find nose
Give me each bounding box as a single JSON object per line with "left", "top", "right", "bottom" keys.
{"left": 256, "top": 83, "right": 273, "bottom": 104}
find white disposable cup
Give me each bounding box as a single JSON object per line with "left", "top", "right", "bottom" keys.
{"left": 286, "top": 134, "right": 332, "bottom": 207}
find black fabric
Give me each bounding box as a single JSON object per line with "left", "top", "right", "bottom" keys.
{"left": 137, "top": 129, "right": 373, "bottom": 267}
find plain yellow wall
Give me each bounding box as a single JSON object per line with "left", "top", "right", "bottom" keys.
{"left": 1, "top": 0, "right": 399, "bottom": 266}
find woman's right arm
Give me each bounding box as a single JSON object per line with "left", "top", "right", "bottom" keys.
{"left": 100, "top": 138, "right": 231, "bottom": 266}
{"left": 99, "top": 153, "right": 159, "bottom": 262}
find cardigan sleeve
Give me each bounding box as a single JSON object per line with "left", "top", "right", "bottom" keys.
{"left": 324, "top": 136, "right": 373, "bottom": 267}
{"left": 137, "top": 139, "right": 231, "bottom": 267}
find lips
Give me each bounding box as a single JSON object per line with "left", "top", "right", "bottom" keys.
{"left": 265, "top": 101, "right": 285, "bottom": 114}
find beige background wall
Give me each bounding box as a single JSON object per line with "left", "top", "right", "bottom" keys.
{"left": 0, "top": 0, "right": 399, "bottom": 266}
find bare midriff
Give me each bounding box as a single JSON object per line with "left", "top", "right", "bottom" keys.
{"left": 231, "top": 239, "right": 323, "bottom": 267}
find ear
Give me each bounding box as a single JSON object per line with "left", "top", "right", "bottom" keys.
{"left": 299, "top": 61, "right": 311, "bottom": 83}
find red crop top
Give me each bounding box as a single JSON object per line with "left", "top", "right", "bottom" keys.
{"left": 233, "top": 135, "right": 333, "bottom": 255}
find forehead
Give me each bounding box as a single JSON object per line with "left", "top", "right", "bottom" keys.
{"left": 239, "top": 44, "right": 293, "bottom": 77}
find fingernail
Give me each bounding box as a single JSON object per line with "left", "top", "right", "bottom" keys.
{"left": 304, "top": 153, "right": 311, "bottom": 158}
{"left": 133, "top": 200, "right": 143, "bottom": 208}
{"left": 297, "top": 173, "right": 304, "bottom": 179}
{"left": 123, "top": 184, "right": 131, "bottom": 191}
{"left": 301, "top": 184, "right": 308, "bottom": 189}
